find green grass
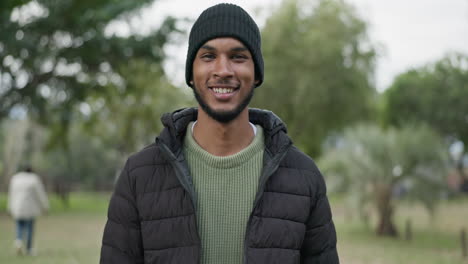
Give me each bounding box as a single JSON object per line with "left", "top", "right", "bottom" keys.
{"left": 0, "top": 192, "right": 110, "bottom": 214}
{"left": 0, "top": 192, "right": 110, "bottom": 264}
{"left": 0, "top": 192, "right": 467, "bottom": 263}
{"left": 332, "top": 195, "right": 468, "bottom": 264}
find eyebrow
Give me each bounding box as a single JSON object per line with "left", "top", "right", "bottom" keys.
{"left": 199, "top": 45, "right": 249, "bottom": 53}
{"left": 200, "top": 45, "right": 216, "bottom": 51}
{"left": 231, "top": 47, "right": 248, "bottom": 53}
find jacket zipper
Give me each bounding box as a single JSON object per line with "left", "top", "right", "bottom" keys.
{"left": 242, "top": 145, "right": 291, "bottom": 264}
{"left": 158, "top": 140, "right": 197, "bottom": 208}
{"left": 158, "top": 140, "right": 202, "bottom": 263}
{"left": 159, "top": 137, "right": 291, "bottom": 264}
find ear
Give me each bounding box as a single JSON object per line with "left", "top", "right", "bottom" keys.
{"left": 190, "top": 80, "right": 194, "bottom": 85}
{"left": 254, "top": 79, "right": 260, "bottom": 85}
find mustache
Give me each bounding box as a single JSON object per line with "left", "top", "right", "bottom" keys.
{"left": 207, "top": 79, "right": 240, "bottom": 87}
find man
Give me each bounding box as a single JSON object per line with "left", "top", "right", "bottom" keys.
{"left": 100, "top": 3, "right": 338, "bottom": 264}
{"left": 8, "top": 166, "right": 49, "bottom": 256}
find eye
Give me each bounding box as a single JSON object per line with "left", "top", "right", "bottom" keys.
{"left": 200, "top": 53, "right": 215, "bottom": 60}
{"left": 232, "top": 54, "right": 248, "bottom": 61}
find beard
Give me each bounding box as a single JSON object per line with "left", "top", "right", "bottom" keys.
{"left": 193, "top": 84, "right": 255, "bottom": 124}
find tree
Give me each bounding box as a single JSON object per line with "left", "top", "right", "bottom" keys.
{"left": 0, "top": 0, "right": 177, "bottom": 122}
{"left": 27, "top": 59, "right": 192, "bottom": 191}
{"left": 32, "top": 121, "right": 120, "bottom": 191}
{"left": 320, "top": 124, "right": 449, "bottom": 237}
{"left": 383, "top": 53, "right": 468, "bottom": 190}
{"left": 1, "top": 0, "right": 182, "bottom": 187}
{"left": 252, "top": 0, "right": 377, "bottom": 156}
{"left": 383, "top": 53, "right": 468, "bottom": 144}
{"left": 81, "top": 59, "right": 193, "bottom": 177}
{"left": 0, "top": 118, "right": 29, "bottom": 189}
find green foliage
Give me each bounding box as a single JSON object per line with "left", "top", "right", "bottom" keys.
{"left": 253, "top": 0, "right": 377, "bottom": 156}
{"left": 0, "top": 118, "right": 119, "bottom": 189}
{"left": 82, "top": 59, "right": 193, "bottom": 156}
{"left": 34, "top": 124, "right": 119, "bottom": 189}
{"left": 320, "top": 124, "right": 449, "bottom": 234}
{"left": 321, "top": 124, "right": 449, "bottom": 209}
{"left": 383, "top": 53, "right": 468, "bottom": 145}
{"left": 0, "top": 0, "right": 190, "bottom": 187}
{"left": 0, "top": 63, "right": 191, "bottom": 189}
{"left": 0, "top": 0, "right": 177, "bottom": 122}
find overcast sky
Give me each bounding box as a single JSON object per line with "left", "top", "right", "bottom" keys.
{"left": 130, "top": 0, "right": 468, "bottom": 92}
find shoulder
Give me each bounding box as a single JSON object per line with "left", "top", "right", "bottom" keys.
{"left": 281, "top": 146, "right": 320, "bottom": 176}
{"left": 29, "top": 173, "right": 42, "bottom": 183}
{"left": 114, "top": 143, "right": 168, "bottom": 196}
{"left": 125, "top": 143, "right": 165, "bottom": 173}
{"left": 280, "top": 145, "right": 327, "bottom": 197}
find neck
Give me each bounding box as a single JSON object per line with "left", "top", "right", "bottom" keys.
{"left": 193, "top": 107, "right": 254, "bottom": 156}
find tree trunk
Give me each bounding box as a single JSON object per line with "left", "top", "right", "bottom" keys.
{"left": 457, "top": 162, "right": 468, "bottom": 193}
{"left": 1, "top": 119, "right": 29, "bottom": 191}
{"left": 375, "top": 184, "right": 398, "bottom": 237}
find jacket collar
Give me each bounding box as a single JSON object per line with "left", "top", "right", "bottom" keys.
{"left": 157, "top": 107, "right": 292, "bottom": 157}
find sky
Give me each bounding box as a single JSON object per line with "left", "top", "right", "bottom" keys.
{"left": 127, "top": 0, "right": 468, "bottom": 92}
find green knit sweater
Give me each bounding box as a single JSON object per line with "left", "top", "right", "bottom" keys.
{"left": 183, "top": 122, "right": 265, "bottom": 264}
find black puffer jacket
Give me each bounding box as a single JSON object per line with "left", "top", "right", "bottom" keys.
{"left": 100, "top": 108, "right": 339, "bottom": 264}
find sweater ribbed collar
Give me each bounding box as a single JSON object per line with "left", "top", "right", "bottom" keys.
{"left": 157, "top": 108, "right": 292, "bottom": 159}
{"left": 183, "top": 121, "right": 264, "bottom": 169}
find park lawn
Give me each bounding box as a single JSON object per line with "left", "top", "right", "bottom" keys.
{"left": 0, "top": 192, "right": 111, "bottom": 264}
{"left": 0, "top": 192, "right": 467, "bottom": 264}
{"left": 332, "top": 195, "right": 468, "bottom": 264}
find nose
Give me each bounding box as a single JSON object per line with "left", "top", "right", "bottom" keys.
{"left": 213, "top": 55, "right": 233, "bottom": 79}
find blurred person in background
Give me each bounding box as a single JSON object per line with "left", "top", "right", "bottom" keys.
{"left": 100, "top": 3, "right": 338, "bottom": 264}
{"left": 7, "top": 165, "right": 49, "bottom": 256}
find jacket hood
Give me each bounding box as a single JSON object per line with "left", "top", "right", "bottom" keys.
{"left": 157, "top": 107, "right": 292, "bottom": 157}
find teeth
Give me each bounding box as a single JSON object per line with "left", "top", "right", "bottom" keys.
{"left": 213, "top": 88, "right": 234, "bottom": 94}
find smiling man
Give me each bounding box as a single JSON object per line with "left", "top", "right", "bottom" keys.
{"left": 100, "top": 3, "right": 339, "bottom": 264}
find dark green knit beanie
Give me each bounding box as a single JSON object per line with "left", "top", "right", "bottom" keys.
{"left": 185, "top": 3, "right": 264, "bottom": 88}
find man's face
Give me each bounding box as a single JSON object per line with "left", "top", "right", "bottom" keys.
{"left": 191, "top": 37, "right": 258, "bottom": 123}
